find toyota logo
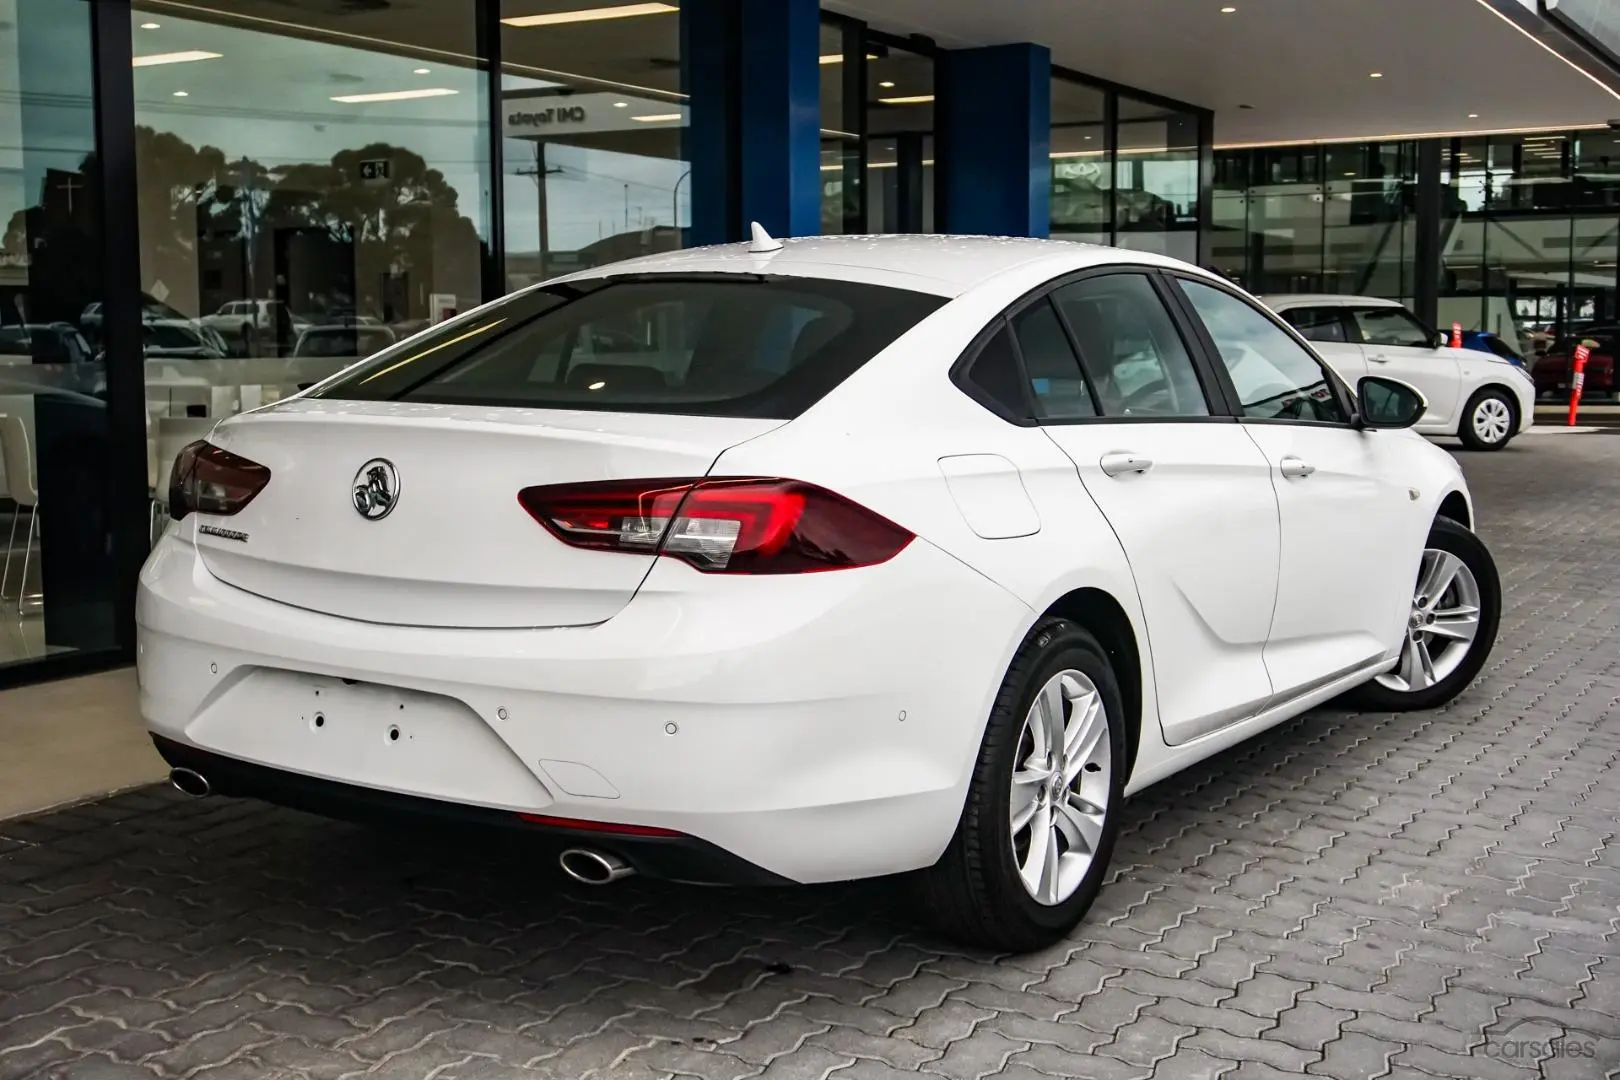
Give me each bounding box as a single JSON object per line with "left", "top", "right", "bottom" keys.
{"left": 352, "top": 459, "right": 400, "bottom": 520}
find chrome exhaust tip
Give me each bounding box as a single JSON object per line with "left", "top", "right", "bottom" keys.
{"left": 558, "top": 847, "right": 634, "bottom": 885}
{"left": 169, "top": 767, "right": 211, "bottom": 799}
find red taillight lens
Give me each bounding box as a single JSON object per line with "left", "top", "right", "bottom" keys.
{"left": 517, "top": 477, "right": 913, "bottom": 574}
{"left": 168, "top": 440, "right": 271, "bottom": 520}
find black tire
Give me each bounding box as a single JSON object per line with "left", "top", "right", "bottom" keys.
{"left": 1457, "top": 387, "right": 1517, "bottom": 451}
{"left": 918, "top": 618, "right": 1126, "bottom": 951}
{"left": 1349, "top": 516, "right": 1500, "bottom": 713}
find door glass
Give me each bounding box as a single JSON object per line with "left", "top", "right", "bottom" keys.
{"left": 1180, "top": 280, "right": 1348, "bottom": 423}
{"left": 1051, "top": 275, "right": 1210, "bottom": 418}
{"left": 0, "top": 0, "right": 118, "bottom": 670}
{"left": 1352, "top": 307, "right": 1432, "bottom": 349}
{"left": 502, "top": 1, "right": 686, "bottom": 287}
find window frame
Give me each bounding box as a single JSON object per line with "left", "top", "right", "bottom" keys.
{"left": 948, "top": 263, "right": 1238, "bottom": 427}
{"left": 1161, "top": 271, "right": 1360, "bottom": 429}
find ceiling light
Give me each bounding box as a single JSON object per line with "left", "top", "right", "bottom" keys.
{"left": 819, "top": 53, "right": 878, "bottom": 64}
{"left": 414, "top": 67, "right": 431, "bottom": 75}
{"left": 878, "top": 94, "right": 934, "bottom": 105}
{"left": 330, "top": 87, "right": 460, "bottom": 103}
{"left": 879, "top": 80, "right": 895, "bottom": 88}
{"left": 140, "top": 22, "right": 161, "bottom": 29}
{"left": 1468, "top": 113, "right": 1479, "bottom": 118}
{"left": 629, "top": 113, "right": 683, "bottom": 122}
{"left": 172, "top": 90, "right": 188, "bottom": 97}
{"left": 613, "top": 101, "right": 628, "bottom": 107}
{"left": 1220, "top": 5, "right": 1236, "bottom": 11}
{"left": 1369, "top": 72, "right": 1383, "bottom": 78}
{"left": 502, "top": 3, "right": 676, "bottom": 28}
{"left": 132, "top": 50, "right": 222, "bottom": 67}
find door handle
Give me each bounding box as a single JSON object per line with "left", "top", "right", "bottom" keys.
{"left": 1368, "top": 354, "right": 1391, "bottom": 364}
{"left": 1099, "top": 451, "right": 1153, "bottom": 477}
{"left": 1279, "top": 456, "right": 1316, "bottom": 479}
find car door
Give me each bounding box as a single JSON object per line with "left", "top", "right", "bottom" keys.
{"left": 1022, "top": 271, "right": 1282, "bottom": 747}
{"left": 1349, "top": 306, "right": 1461, "bottom": 432}
{"left": 1174, "top": 277, "right": 1427, "bottom": 700}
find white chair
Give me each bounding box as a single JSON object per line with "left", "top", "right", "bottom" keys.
{"left": 0, "top": 412, "right": 39, "bottom": 610}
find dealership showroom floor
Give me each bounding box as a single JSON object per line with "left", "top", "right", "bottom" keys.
{"left": 1, "top": 430, "right": 1618, "bottom": 1080}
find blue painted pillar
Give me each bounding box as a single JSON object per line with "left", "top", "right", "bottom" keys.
{"left": 937, "top": 44, "right": 1052, "bottom": 238}
{"left": 682, "top": 0, "right": 821, "bottom": 246}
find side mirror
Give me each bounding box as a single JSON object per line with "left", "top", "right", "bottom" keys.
{"left": 1357, "top": 376, "right": 1427, "bottom": 430}
{"left": 1432, "top": 328, "right": 1450, "bottom": 349}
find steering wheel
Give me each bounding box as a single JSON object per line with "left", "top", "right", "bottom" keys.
{"left": 1118, "top": 378, "right": 1169, "bottom": 413}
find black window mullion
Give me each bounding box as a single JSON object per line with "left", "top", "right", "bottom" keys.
{"left": 1043, "top": 292, "right": 1105, "bottom": 417}
{"left": 478, "top": 0, "right": 506, "bottom": 303}
{"left": 1152, "top": 271, "right": 1244, "bottom": 418}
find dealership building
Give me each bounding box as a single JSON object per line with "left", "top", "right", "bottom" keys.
{"left": 2, "top": 0, "right": 1619, "bottom": 688}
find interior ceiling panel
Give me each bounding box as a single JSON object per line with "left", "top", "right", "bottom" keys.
{"left": 826, "top": 0, "right": 1620, "bottom": 145}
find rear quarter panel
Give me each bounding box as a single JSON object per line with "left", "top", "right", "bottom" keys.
{"left": 708, "top": 256, "right": 1173, "bottom": 790}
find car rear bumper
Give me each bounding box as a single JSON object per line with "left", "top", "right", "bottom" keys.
{"left": 149, "top": 734, "right": 791, "bottom": 885}
{"left": 136, "top": 532, "right": 1032, "bottom": 884}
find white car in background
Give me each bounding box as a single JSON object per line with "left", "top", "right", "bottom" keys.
{"left": 1262, "top": 295, "right": 1536, "bottom": 451}
{"left": 139, "top": 234, "right": 1502, "bottom": 950}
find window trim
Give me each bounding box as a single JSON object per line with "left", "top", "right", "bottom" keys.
{"left": 1161, "top": 272, "right": 1360, "bottom": 430}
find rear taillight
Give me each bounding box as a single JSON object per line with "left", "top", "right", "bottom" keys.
{"left": 168, "top": 440, "right": 271, "bottom": 520}
{"left": 517, "top": 477, "right": 913, "bottom": 574}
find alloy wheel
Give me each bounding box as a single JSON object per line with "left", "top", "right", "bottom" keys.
{"left": 1009, "top": 669, "right": 1112, "bottom": 906}
{"left": 1375, "top": 547, "right": 1483, "bottom": 693}
{"left": 1472, "top": 397, "right": 1512, "bottom": 445}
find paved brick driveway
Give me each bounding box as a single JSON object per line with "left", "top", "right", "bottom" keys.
{"left": 3, "top": 431, "right": 1619, "bottom": 1080}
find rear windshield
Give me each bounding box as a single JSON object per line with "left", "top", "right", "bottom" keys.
{"left": 308, "top": 274, "right": 945, "bottom": 419}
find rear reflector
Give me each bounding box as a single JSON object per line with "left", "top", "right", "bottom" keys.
{"left": 517, "top": 477, "right": 913, "bottom": 574}
{"left": 516, "top": 813, "right": 683, "bottom": 838}
{"left": 169, "top": 440, "right": 271, "bottom": 520}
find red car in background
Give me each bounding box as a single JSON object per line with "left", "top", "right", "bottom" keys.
{"left": 1534, "top": 329, "right": 1617, "bottom": 399}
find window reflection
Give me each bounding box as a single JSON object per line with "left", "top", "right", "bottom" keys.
{"left": 501, "top": 0, "right": 687, "bottom": 285}
{"left": 132, "top": 0, "right": 492, "bottom": 536}
{"left": 1114, "top": 96, "right": 1200, "bottom": 262}
{"left": 0, "top": 0, "right": 117, "bottom": 667}
{"left": 1050, "top": 79, "right": 1108, "bottom": 246}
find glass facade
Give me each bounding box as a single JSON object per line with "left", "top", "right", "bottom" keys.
{"left": 1047, "top": 75, "right": 1210, "bottom": 257}
{"left": 1, "top": 0, "right": 118, "bottom": 672}
{"left": 818, "top": 20, "right": 936, "bottom": 236}
{"left": 1209, "top": 141, "right": 1420, "bottom": 299}
{"left": 1214, "top": 130, "right": 1620, "bottom": 402}
{"left": 501, "top": 0, "right": 687, "bottom": 286}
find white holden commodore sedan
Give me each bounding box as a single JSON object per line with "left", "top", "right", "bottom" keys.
{"left": 139, "top": 232, "right": 1501, "bottom": 950}
{"left": 1262, "top": 294, "right": 1536, "bottom": 452}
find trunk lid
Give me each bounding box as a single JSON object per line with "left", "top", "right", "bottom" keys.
{"left": 195, "top": 399, "right": 780, "bottom": 628}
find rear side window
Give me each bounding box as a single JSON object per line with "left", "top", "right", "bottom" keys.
{"left": 1280, "top": 307, "right": 1348, "bottom": 343}
{"left": 310, "top": 275, "right": 945, "bottom": 419}
{"left": 960, "top": 325, "right": 1033, "bottom": 420}
{"left": 1012, "top": 299, "right": 1097, "bottom": 420}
